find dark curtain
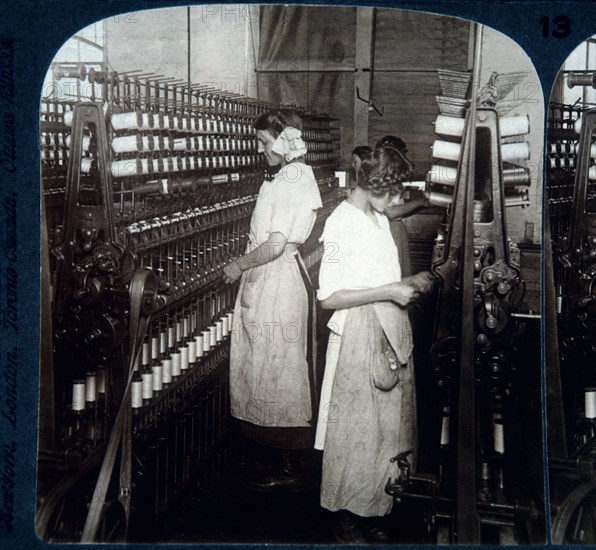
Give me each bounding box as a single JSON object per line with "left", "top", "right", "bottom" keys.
{"left": 257, "top": 5, "right": 357, "bottom": 163}
{"left": 370, "top": 9, "right": 471, "bottom": 177}
{"left": 257, "top": 6, "right": 471, "bottom": 174}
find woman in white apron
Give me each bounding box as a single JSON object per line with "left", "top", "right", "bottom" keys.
{"left": 223, "top": 110, "right": 322, "bottom": 489}
{"left": 316, "top": 146, "right": 435, "bottom": 542}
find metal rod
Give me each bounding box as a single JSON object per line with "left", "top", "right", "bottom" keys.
{"left": 187, "top": 6, "right": 191, "bottom": 89}
{"left": 71, "top": 34, "right": 105, "bottom": 51}
{"left": 455, "top": 20, "right": 483, "bottom": 545}
{"left": 511, "top": 312, "right": 541, "bottom": 319}
{"left": 254, "top": 68, "right": 354, "bottom": 73}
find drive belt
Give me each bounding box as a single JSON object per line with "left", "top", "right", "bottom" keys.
{"left": 81, "top": 269, "right": 157, "bottom": 542}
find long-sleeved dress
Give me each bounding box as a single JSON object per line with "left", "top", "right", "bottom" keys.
{"left": 316, "top": 200, "right": 417, "bottom": 517}
{"left": 230, "top": 162, "right": 322, "bottom": 429}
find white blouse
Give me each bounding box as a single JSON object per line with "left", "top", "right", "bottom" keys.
{"left": 317, "top": 200, "right": 402, "bottom": 335}
{"left": 248, "top": 162, "right": 322, "bottom": 248}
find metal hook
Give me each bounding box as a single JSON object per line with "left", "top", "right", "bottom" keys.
{"left": 356, "top": 86, "right": 384, "bottom": 116}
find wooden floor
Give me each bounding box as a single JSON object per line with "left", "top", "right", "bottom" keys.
{"left": 164, "top": 448, "right": 429, "bottom": 544}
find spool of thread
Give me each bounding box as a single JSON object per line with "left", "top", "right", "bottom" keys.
{"left": 151, "top": 336, "right": 160, "bottom": 360}
{"left": 161, "top": 157, "right": 172, "bottom": 174}
{"left": 133, "top": 350, "right": 141, "bottom": 372}
{"left": 585, "top": 388, "right": 596, "bottom": 419}
{"left": 139, "top": 112, "right": 154, "bottom": 130}
{"left": 499, "top": 115, "right": 529, "bottom": 137}
{"left": 152, "top": 158, "right": 163, "bottom": 174}
{"left": 493, "top": 417, "right": 505, "bottom": 454}
{"left": 65, "top": 135, "right": 91, "bottom": 151}
{"left": 131, "top": 375, "right": 143, "bottom": 408}
{"left": 155, "top": 135, "right": 166, "bottom": 151}
{"left": 427, "top": 165, "right": 458, "bottom": 186}
{"left": 85, "top": 372, "right": 97, "bottom": 403}
{"left": 171, "top": 352, "right": 181, "bottom": 377}
{"left": 111, "top": 159, "right": 139, "bottom": 178}
{"left": 112, "top": 134, "right": 153, "bottom": 154}
{"left": 505, "top": 191, "right": 530, "bottom": 208}
{"left": 152, "top": 365, "right": 163, "bottom": 392}
{"left": 188, "top": 339, "right": 197, "bottom": 364}
{"left": 568, "top": 72, "right": 596, "bottom": 89}
{"left": 227, "top": 312, "right": 235, "bottom": 332}
{"left": 209, "top": 325, "right": 218, "bottom": 347}
{"left": 55, "top": 63, "right": 87, "bottom": 81}
{"left": 141, "top": 372, "right": 153, "bottom": 400}
{"left": 440, "top": 406, "right": 450, "bottom": 446}
{"left": 549, "top": 157, "right": 575, "bottom": 169}
{"left": 220, "top": 316, "right": 229, "bottom": 337}
{"left": 41, "top": 133, "right": 64, "bottom": 147}
{"left": 180, "top": 115, "right": 190, "bottom": 131}
{"left": 160, "top": 331, "right": 168, "bottom": 355}
{"left": 427, "top": 191, "right": 453, "bottom": 208}
{"left": 64, "top": 110, "right": 74, "bottom": 127}
{"left": 110, "top": 112, "right": 139, "bottom": 131}
{"left": 158, "top": 178, "right": 169, "bottom": 195}
{"left": 573, "top": 141, "right": 596, "bottom": 159}
{"left": 72, "top": 380, "right": 86, "bottom": 411}
{"left": 552, "top": 142, "right": 574, "bottom": 155}
{"left": 142, "top": 341, "right": 151, "bottom": 366}
{"left": 575, "top": 117, "right": 582, "bottom": 134}
{"left": 501, "top": 142, "right": 530, "bottom": 162}
{"left": 96, "top": 366, "right": 106, "bottom": 394}
{"left": 590, "top": 166, "right": 596, "bottom": 181}
{"left": 195, "top": 334, "right": 204, "bottom": 358}
{"left": 180, "top": 345, "right": 189, "bottom": 370}
{"left": 153, "top": 112, "right": 164, "bottom": 129}
{"left": 177, "top": 319, "right": 184, "bottom": 342}
{"left": 140, "top": 158, "right": 151, "bottom": 175}
{"left": 503, "top": 167, "right": 530, "bottom": 187}
{"left": 432, "top": 140, "right": 461, "bottom": 162}
{"left": 81, "top": 158, "right": 94, "bottom": 174}
{"left": 162, "top": 358, "right": 172, "bottom": 384}
{"left": 434, "top": 115, "right": 465, "bottom": 137}
{"left": 172, "top": 138, "right": 187, "bottom": 151}
{"left": 202, "top": 330, "right": 211, "bottom": 353}
{"left": 216, "top": 320, "right": 224, "bottom": 342}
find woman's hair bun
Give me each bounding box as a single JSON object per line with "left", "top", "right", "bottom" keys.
{"left": 254, "top": 109, "right": 303, "bottom": 137}
{"left": 359, "top": 146, "right": 414, "bottom": 196}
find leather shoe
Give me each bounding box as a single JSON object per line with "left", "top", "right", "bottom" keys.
{"left": 244, "top": 457, "right": 303, "bottom": 491}
{"left": 333, "top": 511, "right": 367, "bottom": 544}
{"left": 360, "top": 517, "right": 390, "bottom": 543}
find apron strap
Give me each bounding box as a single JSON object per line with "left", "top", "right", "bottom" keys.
{"left": 295, "top": 253, "right": 320, "bottom": 425}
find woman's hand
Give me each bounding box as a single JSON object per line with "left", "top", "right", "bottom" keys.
{"left": 407, "top": 271, "right": 437, "bottom": 294}
{"left": 222, "top": 260, "right": 243, "bottom": 284}
{"left": 386, "top": 282, "right": 419, "bottom": 306}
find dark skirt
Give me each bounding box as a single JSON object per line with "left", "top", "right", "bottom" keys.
{"left": 239, "top": 420, "right": 314, "bottom": 449}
